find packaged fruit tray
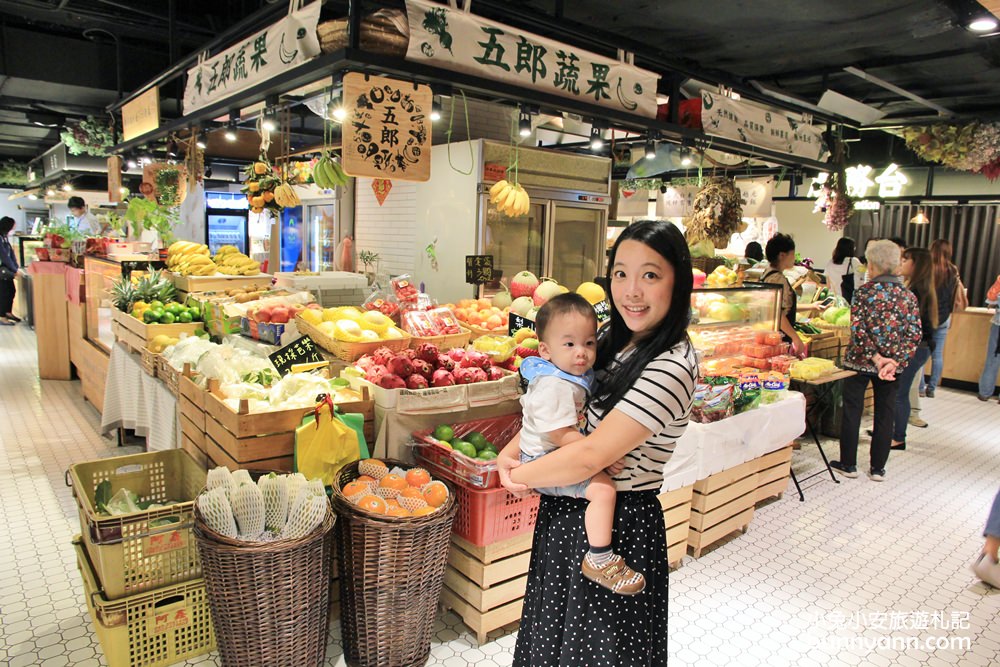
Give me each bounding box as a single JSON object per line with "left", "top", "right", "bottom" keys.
{"left": 411, "top": 414, "right": 522, "bottom": 489}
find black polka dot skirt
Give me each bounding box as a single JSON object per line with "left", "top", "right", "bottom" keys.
{"left": 513, "top": 490, "right": 669, "bottom": 667}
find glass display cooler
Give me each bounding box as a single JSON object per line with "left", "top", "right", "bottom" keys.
{"left": 689, "top": 284, "right": 783, "bottom": 373}
{"left": 205, "top": 191, "right": 249, "bottom": 255}
{"left": 14, "top": 235, "right": 44, "bottom": 324}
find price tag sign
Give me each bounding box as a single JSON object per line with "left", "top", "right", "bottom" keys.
{"left": 594, "top": 299, "right": 612, "bottom": 324}
{"left": 268, "top": 335, "right": 324, "bottom": 377}
{"left": 508, "top": 313, "right": 536, "bottom": 336}
{"left": 465, "top": 255, "right": 494, "bottom": 284}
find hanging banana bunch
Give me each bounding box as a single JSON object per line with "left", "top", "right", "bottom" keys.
{"left": 489, "top": 108, "right": 531, "bottom": 217}
{"left": 312, "top": 87, "right": 351, "bottom": 190}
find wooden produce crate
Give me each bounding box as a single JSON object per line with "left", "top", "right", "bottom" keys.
{"left": 658, "top": 485, "right": 693, "bottom": 569}
{"left": 203, "top": 381, "right": 374, "bottom": 472}
{"left": 296, "top": 315, "right": 411, "bottom": 362}
{"left": 111, "top": 309, "right": 202, "bottom": 352}
{"left": 441, "top": 533, "right": 532, "bottom": 645}
{"left": 169, "top": 273, "right": 272, "bottom": 294}
{"left": 157, "top": 355, "right": 181, "bottom": 395}
{"left": 139, "top": 347, "right": 158, "bottom": 377}
{"left": 807, "top": 331, "right": 841, "bottom": 362}
{"left": 754, "top": 446, "right": 793, "bottom": 504}
{"left": 688, "top": 458, "right": 758, "bottom": 558}
{"left": 179, "top": 373, "right": 209, "bottom": 470}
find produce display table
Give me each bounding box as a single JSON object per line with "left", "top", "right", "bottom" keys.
{"left": 28, "top": 261, "right": 73, "bottom": 380}
{"left": 789, "top": 369, "right": 856, "bottom": 500}
{"left": 100, "top": 343, "right": 179, "bottom": 452}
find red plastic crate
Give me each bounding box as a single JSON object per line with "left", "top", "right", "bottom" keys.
{"left": 411, "top": 414, "right": 523, "bottom": 489}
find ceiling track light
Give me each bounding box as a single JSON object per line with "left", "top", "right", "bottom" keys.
{"left": 262, "top": 96, "right": 279, "bottom": 132}
{"left": 644, "top": 131, "right": 658, "bottom": 160}
{"left": 589, "top": 120, "right": 606, "bottom": 151}
{"left": 910, "top": 209, "right": 930, "bottom": 225}
{"left": 195, "top": 131, "right": 207, "bottom": 150}
{"left": 431, "top": 97, "right": 443, "bottom": 122}
{"left": 45, "top": 188, "right": 56, "bottom": 197}
{"left": 518, "top": 105, "right": 532, "bottom": 137}
{"left": 967, "top": 16, "right": 998, "bottom": 33}
{"left": 62, "top": 182, "right": 73, "bottom": 192}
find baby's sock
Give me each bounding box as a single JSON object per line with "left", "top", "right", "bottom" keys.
{"left": 587, "top": 544, "right": 613, "bottom": 567}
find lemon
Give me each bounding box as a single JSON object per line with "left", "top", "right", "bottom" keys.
{"left": 576, "top": 282, "right": 606, "bottom": 305}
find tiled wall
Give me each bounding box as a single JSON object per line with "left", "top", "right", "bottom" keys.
{"left": 353, "top": 177, "right": 418, "bottom": 277}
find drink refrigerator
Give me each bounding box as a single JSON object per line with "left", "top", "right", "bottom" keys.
{"left": 204, "top": 191, "right": 249, "bottom": 255}
{"left": 403, "top": 140, "right": 612, "bottom": 305}
{"left": 277, "top": 185, "right": 352, "bottom": 272}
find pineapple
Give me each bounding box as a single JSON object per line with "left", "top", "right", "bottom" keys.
{"left": 134, "top": 267, "right": 177, "bottom": 305}
{"left": 109, "top": 276, "right": 136, "bottom": 312}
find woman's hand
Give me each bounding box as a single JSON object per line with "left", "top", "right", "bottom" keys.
{"left": 790, "top": 336, "right": 806, "bottom": 358}
{"left": 604, "top": 457, "right": 626, "bottom": 476}
{"left": 498, "top": 455, "right": 531, "bottom": 498}
{"left": 872, "top": 353, "right": 898, "bottom": 380}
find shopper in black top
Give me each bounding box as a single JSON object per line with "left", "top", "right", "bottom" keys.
{"left": 497, "top": 220, "right": 697, "bottom": 667}
{"left": 0, "top": 216, "right": 19, "bottom": 325}
{"left": 921, "top": 239, "right": 961, "bottom": 397}
{"left": 891, "top": 248, "right": 938, "bottom": 449}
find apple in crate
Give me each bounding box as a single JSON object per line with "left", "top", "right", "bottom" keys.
{"left": 253, "top": 306, "right": 272, "bottom": 323}
{"left": 510, "top": 271, "right": 540, "bottom": 298}
{"left": 270, "top": 306, "right": 290, "bottom": 324}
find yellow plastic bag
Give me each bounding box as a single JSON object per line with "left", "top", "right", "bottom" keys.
{"left": 294, "top": 397, "right": 364, "bottom": 487}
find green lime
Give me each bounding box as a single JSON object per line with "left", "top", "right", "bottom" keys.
{"left": 142, "top": 309, "right": 159, "bottom": 323}
{"left": 159, "top": 311, "right": 176, "bottom": 324}
{"left": 187, "top": 304, "right": 202, "bottom": 319}
{"left": 480, "top": 443, "right": 498, "bottom": 455}
{"left": 177, "top": 311, "right": 193, "bottom": 323}
{"left": 453, "top": 440, "right": 478, "bottom": 458}
{"left": 433, "top": 424, "right": 455, "bottom": 442}
{"left": 331, "top": 378, "right": 350, "bottom": 388}
{"left": 466, "top": 432, "right": 489, "bottom": 451}
{"left": 149, "top": 300, "right": 164, "bottom": 310}
{"left": 476, "top": 450, "right": 498, "bottom": 461}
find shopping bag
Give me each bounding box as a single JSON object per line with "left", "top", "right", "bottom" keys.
{"left": 295, "top": 395, "right": 369, "bottom": 487}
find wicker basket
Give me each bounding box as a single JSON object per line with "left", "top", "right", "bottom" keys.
{"left": 331, "top": 459, "right": 457, "bottom": 667}
{"left": 464, "top": 323, "right": 507, "bottom": 341}
{"left": 407, "top": 326, "right": 472, "bottom": 351}
{"left": 691, "top": 256, "right": 726, "bottom": 274}
{"left": 295, "top": 315, "right": 411, "bottom": 362}
{"left": 317, "top": 10, "right": 409, "bottom": 57}
{"left": 193, "top": 504, "right": 336, "bottom": 667}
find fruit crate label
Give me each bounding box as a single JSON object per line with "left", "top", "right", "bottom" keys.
{"left": 151, "top": 607, "right": 192, "bottom": 635}
{"left": 508, "top": 314, "right": 536, "bottom": 336}
{"left": 594, "top": 299, "right": 611, "bottom": 324}
{"left": 269, "top": 335, "right": 323, "bottom": 377}
{"left": 465, "top": 255, "right": 494, "bottom": 284}
{"left": 145, "top": 529, "right": 187, "bottom": 556}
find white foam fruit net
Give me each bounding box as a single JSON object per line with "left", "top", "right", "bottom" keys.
{"left": 231, "top": 482, "right": 265, "bottom": 540}
{"left": 281, "top": 493, "right": 328, "bottom": 540}
{"left": 258, "top": 473, "right": 288, "bottom": 533}
{"left": 198, "top": 487, "right": 238, "bottom": 538}
{"left": 206, "top": 466, "right": 236, "bottom": 498}
{"left": 231, "top": 469, "right": 253, "bottom": 486}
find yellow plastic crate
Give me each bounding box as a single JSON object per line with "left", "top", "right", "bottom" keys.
{"left": 74, "top": 538, "right": 216, "bottom": 667}
{"left": 68, "top": 449, "right": 206, "bottom": 599}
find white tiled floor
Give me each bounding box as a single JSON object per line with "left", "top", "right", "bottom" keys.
{"left": 2, "top": 323, "right": 998, "bottom": 666}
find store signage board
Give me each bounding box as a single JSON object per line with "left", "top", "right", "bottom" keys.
{"left": 736, "top": 176, "right": 773, "bottom": 218}
{"left": 806, "top": 163, "right": 909, "bottom": 199}
{"left": 656, "top": 185, "right": 698, "bottom": 218}
{"left": 701, "top": 92, "right": 829, "bottom": 162}
{"left": 593, "top": 299, "right": 611, "bottom": 324}
{"left": 341, "top": 72, "right": 432, "bottom": 182}
{"left": 122, "top": 87, "right": 160, "bottom": 142}
{"left": 182, "top": 2, "right": 321, "bottom": 114}
{"left": 465, "top": 254, "right": 494, "bottom": 284}
{"left": 107, "top": 156, "right": 123, "bottom": 203}
{"left": 404, "top": 0, "right": 660, "bottom": 118}
{"left": 268, "top": 335, "right": 324, "bottom": 377}
{"left": 508, "top": 313, "right": 535, "bottom": 335}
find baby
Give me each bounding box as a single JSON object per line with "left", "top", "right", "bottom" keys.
{"left": 519, "top": 293, "right": 645, "bottom": 595}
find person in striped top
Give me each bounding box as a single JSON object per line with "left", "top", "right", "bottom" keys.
{"left": 500, "top": 219, "right": 697, "bottom": 666}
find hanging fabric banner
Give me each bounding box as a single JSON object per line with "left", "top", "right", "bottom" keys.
{"left": 736, "top": 176, "right": 774, "bottom": 218}
{"left": 655, "top": 185, "right": 699, "bottom": 218}
{"left": 701, "top": 92, "right": 829, "bottom": 162}
{"left": 182, "top": 1, "right": 322, "bottom": 114}
{"left": 404, "top": 0, "right": 660, "bottom": 118}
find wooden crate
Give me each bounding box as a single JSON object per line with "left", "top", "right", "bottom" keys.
{"left": 808, "top": 331, "right": 841, "bottom": 362}
{"left": 180, "top": 433, "right": 209, "bottom": 471}
{"left": 156, "top": 356, "right": 180, "bottom": 395}
{"left": 169, "top": 273, "right": 272, "bottom": 294}
{"left": 754, "top": 446, "right": 793, "bottom": 504}
{"left": 688, "top": 458, "right": 758, "bottom": 558}
{"left": 111, "top": 309, "right": 202, "bottom": 352}
{"left": 441, "top": 533, "right": 532, "bottom": 645}
{"left": 203, "top": 381, "right": 374, "bottom": 472}
{"left": 139, "top": 347, "right": 158, "bottom": 377}
{"left": 179, "top": 372, "right": 206, "bottom": 411}
{"left": 658, "top": 485, "right": 693, "bottom": 569}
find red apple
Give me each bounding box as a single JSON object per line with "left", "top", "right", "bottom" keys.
{"left": 270, "top": 306, "right": 290, "bottom": 324}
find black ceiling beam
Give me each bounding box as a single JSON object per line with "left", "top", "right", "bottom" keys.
{"left": 762, "top": 47, "right": 983, "bottom": 83}
{"left": 111, "top": 48, "right": 831, "bottom": 172}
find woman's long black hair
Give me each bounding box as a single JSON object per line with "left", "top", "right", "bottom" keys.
{"left": 832, "top": 237, "right": 856, "bottom": 265}
{"left": 592, "top": 220, "right": 693, "bottom": 412}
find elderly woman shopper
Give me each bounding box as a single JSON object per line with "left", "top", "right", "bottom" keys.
{"left": 831, "top": 240, "right": 921, "bottom": 482}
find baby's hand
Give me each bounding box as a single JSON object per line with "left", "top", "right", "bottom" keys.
{"left": 498, "top": 456, "right": 531, "bottom": 498}
{"left": 604, "top": 457, "right": 626, "bottom": 476}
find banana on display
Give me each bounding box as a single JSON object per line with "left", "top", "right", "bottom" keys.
{"left": 312, "top": 152, "right": 350, "bottom": 190}
{"left": 488, "top": 179, "right": 531, "bottom": 217}
{"left": 167, "top": 241, "right": 218, "bottom": 276}
{"left": 273, "top": 183, "right": 301, "bottom": 208}
{"left": 215, "top": 249, "right": 261, "bottom": 276}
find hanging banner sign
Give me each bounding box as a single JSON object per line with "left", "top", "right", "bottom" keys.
{"left": 342, "top": 72, "right": 432, "bottom": 182}
{"left": 404, "top": 0, "right": 660, "bottom": 118}
{"left": 616, "top": 188, "right": 650, "bottom": 217}
{"left": 371, "top": 178, "right": 393, "bottom": 205}
{"left": 736, "top": 176, "right": 774, "bottom": 218}
{"left": 122, "top": 87, "right": 159, "bottom": 142}
{"left": 655, "top": 185, "right": 698, "bottom": 218}
{"left": 701, "top": 92, "right": 829, "bottom": 162}
{"left": 182, "top": 1, "right": 321, "bottom": 114}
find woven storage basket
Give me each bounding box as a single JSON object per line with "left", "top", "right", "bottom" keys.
{"left": 193, "top": 502, "right": 336, "bottom": 667}
{"left": 464, "top": 323, "right": 507, "bottom": 341}
{"left": 317, "top": 10, "right": 409, "bottom": 57}
{"left": 332, "top": 459, "right": 457, "bottom": 667}
{"left": 407, "top": 326, "right": 471, "bottom": 351}
{"left": 691, "top": 256, "right": 726, "bottom": 274}
{"left": 296, "top": 314, "right": 411, "bottom": 362}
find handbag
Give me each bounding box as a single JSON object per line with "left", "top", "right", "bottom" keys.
{"left": 953, "top": 274, "right": 969, "bottom": 313}
{"left": 840, "top": 259, "right": 855, "bottom": 303}
{"left": 0, "top": 266, "right": 14, "bottom": 280}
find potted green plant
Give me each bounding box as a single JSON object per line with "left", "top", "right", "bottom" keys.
{"left": 123, "top": 197, "right": 179, "bottom": 246}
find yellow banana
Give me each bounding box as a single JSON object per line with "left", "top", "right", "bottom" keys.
{"left": 501, "top": 185, "right": 519, "bottom": 213}
{"left": 489, "top": 180, "right": 509, "bottom": 202}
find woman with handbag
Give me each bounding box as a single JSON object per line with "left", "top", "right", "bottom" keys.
{"left": 824, "top": 237, "right": 862, "bottom": 302}
{"left": 0, "top": 216, "right": 19, "bottom": 325}
{"left": 977, "top": 274, "right": 1000, "bottom": 402}
{"left": 921, "top": 239, "right": 964, "bottom": 397}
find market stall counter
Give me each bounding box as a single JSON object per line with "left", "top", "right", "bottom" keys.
{"left": 28, "top": 260, "right": 73, "bottom": 380}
